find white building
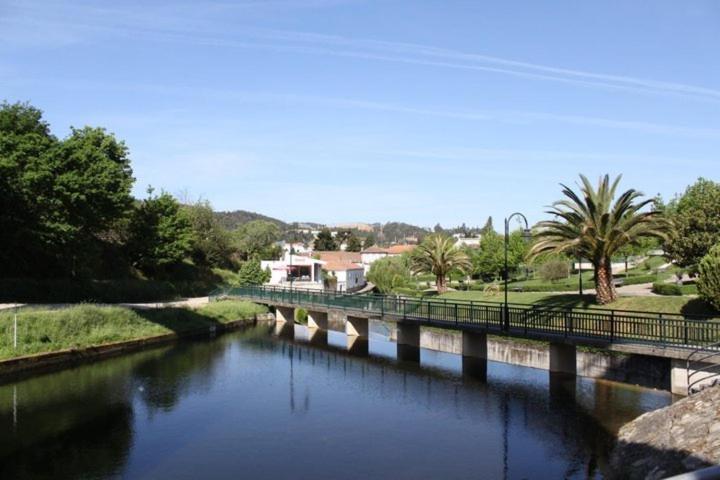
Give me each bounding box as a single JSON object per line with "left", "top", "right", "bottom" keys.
{"left": 261, "top": 253, "right": 324, "bottom": 290}
{"left": 453, "top": 235, "right": 481, "bottom": 247}
{"left": 323, "top": 261, "right": 366, "bottom": 292}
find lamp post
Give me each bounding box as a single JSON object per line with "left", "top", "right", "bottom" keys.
{"left": 504, "top": 213, "right": 531, "bottom": 331}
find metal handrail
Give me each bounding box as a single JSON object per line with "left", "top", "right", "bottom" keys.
{"left": 687, "top": 340, "right": 720, "bottom": 395}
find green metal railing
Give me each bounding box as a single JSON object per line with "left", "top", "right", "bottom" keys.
{"left": 212, "top": 285, "right": 720, "bottom": 350}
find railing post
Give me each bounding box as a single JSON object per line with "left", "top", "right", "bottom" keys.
{"left": 454, "top": 303, "right": 459, "bottom": 326}
{"left": 610, "top": 310, "right": 615, "bottom": 341}
{"left": 659, "top": 313, "right": 664, "bottom": 343}
{"left": 685, "top": 319, "right": 689, "bottom": 345}
{"left": 402, "top": 298, "right": 407, "bottom": 319}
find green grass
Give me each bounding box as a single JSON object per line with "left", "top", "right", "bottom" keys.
{"left": 0, "top": 300, "right": 267, "bottom": 360}
{"left": 439, "top": 290, "right": 717, "bottom": 317}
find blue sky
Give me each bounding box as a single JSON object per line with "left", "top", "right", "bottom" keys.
{"left": 2, "top": 0, "right": 719, "bottom": 228}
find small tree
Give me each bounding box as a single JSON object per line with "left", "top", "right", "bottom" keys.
{"left": 539, "top": 260, "right": 570, "bottom": 283}
{"left": 410, "top": 234, "right": 471, "bottom": 293}
{"left": 698, "top": 244, "right": 720, "bottom": 310}
{"left": 313, "top": 228, "right": 337, "bottom": 251}
{"left": 367, "top": 255, "right": 413, "bottom": 293}
{"left": 345, "top": 235, "right": 362, "bottom": 252}
{"left": 363, "top": 234, "right": 376, "bottom": 249}
{"left": 237, "top": 259, "right": 270, "bottom": 286}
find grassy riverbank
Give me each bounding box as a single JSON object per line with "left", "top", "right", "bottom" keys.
{"left": 0, "top": 301, "right": 267, "bottom": 361}
{"left": 440, "top": 291, "right": 718, "bottom": 317}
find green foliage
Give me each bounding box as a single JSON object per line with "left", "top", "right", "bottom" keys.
{"left": 313, "top": 228, "right": 338, "bottom": 251}
{"left": 539, "top": 260, "right": 570, "bottom": 282}
{"left": 237, "top": 259, "right": 270, "bottom": 286}
{"left": 531, "top": 174, "right": 670, "bottom": 304}
{"left": 367, "top": 255, "right": 413, "bottom": 293}
{"left": 0, "top": 301, "right": 267, "bottom": 360}
{"left": 0, "top": 102, "right": 134, "bottom": 277}
{"left": 470, "top": 230, "right": 504, "bottom": 280}
{"left": 363, "top": 234, "right": 376, "bottom": 249}
{"left": 410, "top": 235, "right": 471, "bottom": 292}
{"left": 345, "top": 234, "right": 363, "bottom": 252}
{"left": 480, "top": 216, "right": 494, "bottom": 235}
{"left": 295, "top": 307, "right": 308, "bottom": 324}
{"left": 698, "top": 244, "right": 720, "bottom": 310}
{"left": 127, "top": 189, "right": 193, "bottom": 273}
{"left": 652, "top": 283, "right": 683, "bottom": 296}
{"left": 183, "top": 200, "right": 235, "bottom": 269}
{"left": 232, "top": 220, "right": 282, "bottom": 260}
{"left": 665, "top": 178, "right": 720, "bottom": 271}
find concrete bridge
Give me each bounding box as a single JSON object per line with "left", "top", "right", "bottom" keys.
{"left": 216, "top": 286, "right": 720, "bottom": 395}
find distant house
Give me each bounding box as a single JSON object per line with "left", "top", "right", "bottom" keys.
{"left": 360, "top": 244, "right": 416, "bottom": 273}
{"left": 312, "top": 251, "right": 366, "bottom": 292}
{"left": 452, "top": 234, "right": 482, "bottom": 248}
{"left": 261, "top": 250, "right": 366, "bottom": 292}
{"left": 261, "top": 253, "right": 324, "bottom": 290}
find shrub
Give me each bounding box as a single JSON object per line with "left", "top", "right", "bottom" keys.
{"left": 539, "top": 260, "right": 570, "bottom": 283}
{"left": 652, "top": 283, "right": 683, "bottom": 296}
{"left": 698, "top": 245, "right": 720, "bottom": 310}
{"left": 295, "top": 308, "right": 308, "bottom": 324}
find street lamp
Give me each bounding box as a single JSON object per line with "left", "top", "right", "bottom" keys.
{"left": 504, "top": 212, "right": 531, "bottom": 330}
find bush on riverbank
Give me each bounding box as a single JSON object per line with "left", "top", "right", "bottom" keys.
{"left": 0, "top": 301, "right": 267, "bottom": 360}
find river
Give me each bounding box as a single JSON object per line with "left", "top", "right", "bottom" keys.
{"left": 0, "top": 323, "right": 671, "bottom": 479}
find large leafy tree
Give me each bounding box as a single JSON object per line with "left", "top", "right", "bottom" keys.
{"left": 232, "top": 220, "right": 282, "bottom": 260}
{"left": 127, "top": 189, "right": 193, "bottom": 273}
{"left": 237, "top": 259, "right": 271, "bottom": 286}
{"left": 530, "top": 174, "right": 669, "bottom": 304}
{"left": 664, "top": 178, "right": 720, "bottom": 272}
{"left": 410, "top": 234, "right": 471, "bottom": 293}
{"left": 183, "top": 200, "right": 234, "bottom": 268}
{"left": 0, "top": 102, "right": 134, "bottom": 277}
{"left": 469, "top": 230, "right": 527, "bottom": 281}
{"left": 367, "top": 254, "right": 413, "bottom": 293}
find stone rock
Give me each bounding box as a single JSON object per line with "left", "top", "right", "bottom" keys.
{"left": 610, "top": 386, "right": 720, "bottom": 479}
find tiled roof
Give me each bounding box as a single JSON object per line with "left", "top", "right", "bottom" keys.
{"left": 314, "top": 251, "right": 362, "bottom": 263}
{"left": 386, "top": 245, "right": 416, "bottom": 254}
{"left": 322, "top": 261, "right": 364, "bottom": 271}
{"left": 361, "top": 246, "right": 388, "bottom": 254}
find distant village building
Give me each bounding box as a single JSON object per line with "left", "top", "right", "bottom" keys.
{"left": 452, "top": 233, "right": 482, "bottom": 248}
{"left": 261, "top": 251, "right": 367, "bottom": 292}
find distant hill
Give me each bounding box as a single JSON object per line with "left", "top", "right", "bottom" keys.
{"left": 214, "top": 210, "right": 289, "bottom": 231}
{"left": 377, "top": 222, "right": 430, "bottom": 244}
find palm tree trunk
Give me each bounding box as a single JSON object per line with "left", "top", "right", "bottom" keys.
{"left": 594, "top": 259, "right": 617, "bottom": 304}
{"left": 436, "top": 274, "right": 446, "bottom": 293}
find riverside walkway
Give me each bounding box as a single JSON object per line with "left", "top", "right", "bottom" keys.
{"left": 214, "top": 285, "right": 720, "bottom": 395}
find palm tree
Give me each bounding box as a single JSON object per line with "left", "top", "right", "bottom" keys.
{"left": 530, "top": 174, "right": 669, "bottom": 304}
{"left": 410, "top": 234, "right": 472, "bottom": 293}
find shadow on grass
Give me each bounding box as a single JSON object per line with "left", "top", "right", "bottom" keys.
{"left": 132, "top": 307, "right": 225, "bottom": 335}
{"left": 532, "top": 294, "right": 599, "bottom": 310}
{"left": 680, "top": 298, "right": 720, "bottom": 319}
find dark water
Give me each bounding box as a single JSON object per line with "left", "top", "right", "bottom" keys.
{"left": 0, "top": 323, "right": 671, "bottom": 479}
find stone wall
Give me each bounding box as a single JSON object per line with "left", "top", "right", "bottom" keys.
{"left": 610, "top": 386, "right": 720, "bottom": 479}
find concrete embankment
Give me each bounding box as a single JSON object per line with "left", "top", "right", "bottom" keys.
{"left": 0, "top": 313, "right": 274, "bottom": 382}
{"left": 610, "top": 386, "right": 720, "bottom": 479}
{"left": 416, "top": 327, "right": 671, "bottom": 390}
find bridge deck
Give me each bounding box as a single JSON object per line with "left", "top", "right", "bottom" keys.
{"left": 214, "top": 286, "right": 720, "bottom": 362}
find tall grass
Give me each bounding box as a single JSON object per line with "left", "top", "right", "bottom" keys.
{"left": 0, "top": 301, "right": 267, "bottom": 360}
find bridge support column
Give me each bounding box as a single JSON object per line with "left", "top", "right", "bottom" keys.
{"left": 346, "top": 336, "right": 369, "bottom": 356}
{"left": 307, "top": 327, "right": 327, "bottom": 346}
{"left": 397, "top": 322, "right": 420, "bottom": 362}
{"left": 462, "top": 331, "right": 488, "bottom": 380}
{"left": 549, "top": 343, "right": 577, "bottom": 375}
{"left": 671, "top": 359, "right": 717, "bottom": 396}
{"left": 346, "top": 316, "right": 369, "bottom": 338}
{"left": 307, "top": 310, "right": 328, "bottom": 330}
{"left": 274, "top": 320, "right": 294, "bottom": 339}
{"left": 275, "top": 306, "right": 295, "bottom": 324}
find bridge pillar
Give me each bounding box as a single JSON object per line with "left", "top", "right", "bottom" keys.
{"left": 346, "top": 336, "right": 369, "bottom": 356}
{"left": 549, "top": 343, "right": 577, "bottom": 375}
{"left": 397, "top": 322, "right": 421, "bottom": 362}
{"left": 307, "top": 310, "right": 328, "bottom": 330}
{"left": 306, "top": 327, "right": 327, "bottom": 346}
{"left": 275, "top": 306, "right": 295, "bottom": 324}
{"left": 671, "top": 359, "right": 717, "bottom": 396}
{"left": 462, "top": 331, "right": 488, "bottom": 380}
{"left": 346, "top": 315, "right": 369, "bottom": 338}
{"left": 274, "top": 320, "right": 294, "bottom": 339}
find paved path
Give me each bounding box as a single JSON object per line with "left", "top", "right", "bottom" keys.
{"left": 0, "top": 297, "right": 210, "bottom": 311}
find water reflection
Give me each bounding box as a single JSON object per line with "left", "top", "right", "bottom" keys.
{"left": 0, "top": 325, "right": 671, "bottom": 479}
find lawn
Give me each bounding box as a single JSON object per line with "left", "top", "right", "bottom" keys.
{"left": 439, "top": 290, "right": 717, "bottom": 317}
{"left": 0, "top": 300, "right": 267, "bottom": 360}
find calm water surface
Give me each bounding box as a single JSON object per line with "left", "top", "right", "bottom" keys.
{"left": 0, "top": 323, "right": 671, "bottom": 479}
